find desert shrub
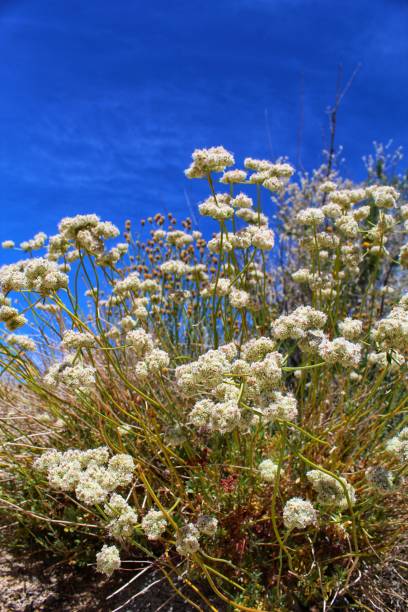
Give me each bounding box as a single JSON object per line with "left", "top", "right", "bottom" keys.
{"left": 0, "top": 145, "right": 407, "bottom": 610}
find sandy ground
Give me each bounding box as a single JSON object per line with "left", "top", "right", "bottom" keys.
{"left": 0, "top": 547, "right": 204, "bottom": 612}
{"left": 1, "top": 543, "right": 408, "bottom": 611}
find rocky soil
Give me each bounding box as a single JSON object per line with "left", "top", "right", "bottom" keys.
{"left": 0, "top": 547, "right": 202, "bottom": 612}
{"left": 1, "top": 542, "right": 407, "bottom": 611}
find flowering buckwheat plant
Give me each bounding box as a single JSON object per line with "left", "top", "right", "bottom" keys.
{"left": 0, "top": 143, "right": 407, "bottom": 611}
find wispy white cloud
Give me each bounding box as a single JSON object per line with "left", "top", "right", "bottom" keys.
{"left": 0, "top": 0, "right": 406, "bottom": 244}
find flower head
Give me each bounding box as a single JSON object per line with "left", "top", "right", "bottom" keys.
{"left": 185, "top": 147, "right": 235, "bottom": 178}
{"left": 283, "top": 498, "right": 317, "bottom": 530}
{"left": 96, "top": 545, "right": 121, "bottom": 577}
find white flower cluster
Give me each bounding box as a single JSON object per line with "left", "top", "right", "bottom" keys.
{"left": 307, "top": 470, "right": 356, "bottom": 510}
{"left": 20, "top": 232, "right": 47, "bottom": 252}
{"left": 125, "top": 328, "right": 169, "bottom": 381}
{"left": 236, "top": 208, "right": 268, "bottom": 226}
{"left": 120, "top": 315, "right": 136, "bottom": 332}
{"left": 385, "top": 427, "right": 408, "bottom": 463}
{"left": 176, "top": 338, "right": 289, "bottom": 434}
{"left": 206, "top": 233, "right": 230, "bottom": 253}
{"left": 250, "top": 226, "right": 275, "bottom": 250}
{"left": 44, "top": 355, "right": 96, "bottom": 393}
{"left": 263, "top": 391, "right": 298, "bottom": 422}
{"left": 57, "top": 214, "right": 120, "bottom": 256}
{"left": 230, "top": 193, "right": 253, "bottom": 210}
{"left": 61, "top": 330, "right": 95, "bottom": 350}
{"left": 319, "top": 180, "right": 337, "bottom": 193}
{"left": 400, "top": 243, "right": 408, "bottom": 268}
{"left": 160, "top": 260, "right": 192, "bottom": 277}
{"left": 322, "top": 203, "right": 342, "bottom": 219}
{"left": 206, "top": 224, "right": 275, "bottom": 256}
{"left": 335, "top": 214, "right": 359, "bottom": 238}
{"left": 338, "top": 317, "right": 363, "bottom": 341}
{"left": 140, "top": 278, "right": 160, "bottom": 293}
{"left": 296, "top": 207, "right": 325, "bottom": 226}
{"left": 340, "top": 244, "right": 362, "bottom": 272}
{"left": 175, "top": 345, "right": 234, "bottom": 396}
{"left": 372, "top": 294, "right": 408, "bottom": 352}
{"left": 126, "top": 328, "right": 153, "bottom": 356}
{"left": 367, "top": 350, "right": 405, "bottom": 370}
{"left": 176, "top": 523, "right": 200, "bottom": 555}
{"left": 198, "top": 194, "right": 234, "bottom": 221}
{"left": 0, "top": 306, "right": 23, "bottom": 334}
{"left": 258, "top": 459, "right": 278, "bottom": 483}
{"left": 185, "top": 146, "right": 235, "bottom": 178}
{"left": 225, "top": 230, "right": 247, "bottom": 251}
{"left": 189, "top": 398, "right": 241, "bottom": 434}
{"left": 244, "top": 349, "right": 284, "bottom": 396}
{"left": 176, "top": 515, "right": 218, "bottom": 556}
{"left": 34, "top": 447, "right": 135, "bottom": 506}
{"left": 367, "top": 185, "right": 399, "bottom": 208}
{"left": 1, "top": 240, "right": 15, "bottom": 249}
{"left": 328, "top": 188, "right": 367, "bottom": 209}
{"left": 0, "top": 257, "right": 68, "bottom": 294}
{"left": 353, "top": 205, "right": 370, "bottom": 221}
{"left": 141, "top": 509, "right": 167, "bottom": 540}
{"left": 151, "top": 229, "right": 166, "bottom": 241}
{"left": 5, "top": 333, "right": 36, "bottom": 352}
{"left": 283, "top": 498, "right": 317, "bottom": 530}
{"left": 291, "top": 268, "right": 316, "bottom": 285}
{"left": 166, "top": 230, "right": 194, "bottom": 248}
{"left": 229, "top": 287, "right": 251, "bottom": 309}
{"left": 220, "top": 169, "right": 247, "bottom": 184}
{"left": 321, "top": 186, "right": 399, "bottom": 229}
{"left": 114, "top": 272, "right": 141, "bottom": 297}
{"left": 95, "top": 243, "right": 128, "bottom": 267}
{"left": 202, "top": 278, "right": 230, "bottom": 297}
{"left": 313, "top": 231, "right": 340, "bottom": 250}
{"left": 400, "top": 204, "right": 408, "bottom": 221}
{"left": 244, "top": 158, "right": 294, "bottom": 190}
{"left": 96, "top": 544, "right": 121, "bottom": 577}
{"left": 104, "top": 493, "right": 138, "bottom": 540}
{"left": 298, "top": 272, "right": 334, "bottom": 297}
{"left": 240, "top": 336, "right": 275, "bottom": 362}
{"left": 271, "top": 306, "right": 327, "bottom": 341}
{"left": 133, "top": 297, "right": 149, "bottom": 320}
{"left": 318, "top": 337, "right": 362, "bottom": 368}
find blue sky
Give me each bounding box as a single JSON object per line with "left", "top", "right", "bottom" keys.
{"left": 0, "top": 0, "right": 407, "bottom": 245}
